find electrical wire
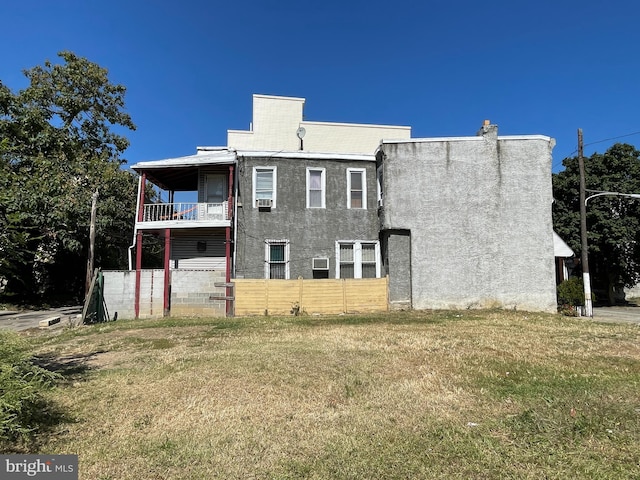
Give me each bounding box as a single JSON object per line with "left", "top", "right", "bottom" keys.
{"left": 553, "top": 129, "right": 640, "bottom": 172}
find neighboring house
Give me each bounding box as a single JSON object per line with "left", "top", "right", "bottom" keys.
{"left": 376, "top": 122, "right": 559, "bottom": 313}
{"left": 553, "top": 231, "right": 575, "bottom": 284}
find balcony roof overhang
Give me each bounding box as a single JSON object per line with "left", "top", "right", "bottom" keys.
{"left": 131, "top": 150, "right": 236, "bottom": 191}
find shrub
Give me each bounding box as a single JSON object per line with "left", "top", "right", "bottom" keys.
{"left": 0, "top": 331, "right": 60, "bottom": 445}
{"left": 557, "top": 277, "right": 595, "bottom": 310}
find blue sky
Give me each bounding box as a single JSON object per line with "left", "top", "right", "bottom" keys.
{"left": 2, "top": 0, "right": 640, "bottom": 173}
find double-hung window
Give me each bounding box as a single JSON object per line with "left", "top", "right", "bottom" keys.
{"left": 306, "top": 168, "right": 326, "bottom": 208}
{"left": 347, "top": 168, "right": 366, "bottom": 209}
{"left": 336, "top": 241, "right": 380, "bottom": 278}
{"left": 265, "top": 239, "right": 289, "bottom": 279}
{"left": 253, "top": 166, "right": 277, "bottom": 208}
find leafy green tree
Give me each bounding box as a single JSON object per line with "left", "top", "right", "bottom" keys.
{"left": 553, "top": 143, "right": 640, "bottom": 304}
{"left": 0, "top": 52, "right": 138, "bottom": 303}
{"left": 0, "top": 139, "right": 31, "bottom": 292}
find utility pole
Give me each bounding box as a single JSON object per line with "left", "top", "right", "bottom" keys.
{"left": 85, "top": 189, "right": 99, "bottom": 298}
{"left": 577, "top": 129, "right": 593, "bottom": 317}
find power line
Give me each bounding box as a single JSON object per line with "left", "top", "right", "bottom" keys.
{"left": 584, "top": 130, "right": 640, "bottom": 148}
{"left": 553, "top": 129, "right": 640, "bottom": 172}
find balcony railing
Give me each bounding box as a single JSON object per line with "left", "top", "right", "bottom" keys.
{"left": 142, "top": 202, "right": 230, "bottom": 223}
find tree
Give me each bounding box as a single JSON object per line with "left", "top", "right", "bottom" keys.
{"left": 0, "top": 140, "right": 31, "bottom": 293}
{"left": 0, "top": 52, "right": 138, "bottom": 303}
{"left": 553, "top": 143, "right": 640, "bottom": 304}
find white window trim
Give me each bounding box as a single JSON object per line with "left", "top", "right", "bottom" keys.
{"left": 253, "top": 166, "right": 277, "bottom": 209}
{"left": 347, "top": 168, "right": 367, "bottom": 209}
{"left": 335, "top": 240, "right": 380, "bottom": 279}
{"left": 306, "top": 167, "right": 326, "bottom": 209}
{"left": 265, "top": 239, "right": 289, "bottom": 279}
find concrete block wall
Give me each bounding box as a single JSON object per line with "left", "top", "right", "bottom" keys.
{"left": 170, "top": 270, "right": 227, "bottom": 317}
{"left": 138, "top": 270, "right": 166, "bottom": 318}
{"left": 103, "top": 269, "right": 227, "bottom": 319}
{"left": 103, "top": 271, "right": 137, "bottom": 320}
{"left": 104, "top": 269, "right": 165, "bottom": 319}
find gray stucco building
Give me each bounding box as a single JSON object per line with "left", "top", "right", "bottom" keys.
{"left": 235, "top": 151, "right": 380, "bottom": 280}
{"left": 376, "top": 123, "right": 558, "bottom": 313}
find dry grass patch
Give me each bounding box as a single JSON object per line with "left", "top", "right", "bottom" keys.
{"left": 10, "top": 310, "right": 640, "bottom": 479}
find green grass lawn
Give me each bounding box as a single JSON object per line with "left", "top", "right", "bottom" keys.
{"left": 7, "top": 310, "right": 640, "bottom": 479}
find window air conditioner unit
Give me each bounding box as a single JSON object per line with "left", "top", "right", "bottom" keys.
{"left": 312, "top": 257, "right": 329, "bottom": 270}
{"left": 256, "top": 198, "right": 273, "bottom": 208}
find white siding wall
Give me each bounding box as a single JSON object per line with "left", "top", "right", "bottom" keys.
{"left": 228, "top": 95, "right": 304, "bottom": 151}
{"left": 301, "top": 122, "right": 410, "bottom": 154}
{"left": 227, "top": 94, "right": 411, "bottom": 155}
{"left": 171, "top": 232, "right": 226, "bottom": 271}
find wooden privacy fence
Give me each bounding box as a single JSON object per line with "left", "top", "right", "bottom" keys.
{"left": 234, "top": 277, "right": 389, "bottom": 316}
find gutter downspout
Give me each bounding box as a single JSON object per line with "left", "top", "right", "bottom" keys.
{"left": 233, "top": 158, "right": 239, "bottom": 279}
{"left": 134, "top": 173, "right": 146, "bottom": 319}
{"left": 128, "top": 175, "right": 143, "bottom": 270}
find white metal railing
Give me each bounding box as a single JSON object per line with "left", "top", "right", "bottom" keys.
{"left": 142, "top": 202, "right": 229, "bottom": 223}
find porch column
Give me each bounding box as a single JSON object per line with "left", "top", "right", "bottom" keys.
{"left": 164, "top": 228, "right": 171, "bottom": 317}
{"left": 134, "top": 173, "right": 146, "bottom": 319}
{"left": 225, "top": 226, "right": 232, "bottom": 316}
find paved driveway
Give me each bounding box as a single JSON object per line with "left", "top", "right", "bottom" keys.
{"left": 0, "top": 306, "right": 82, "bottom": 331}
{"left": 592, "top": 306, "right": 640, "bottom": 325}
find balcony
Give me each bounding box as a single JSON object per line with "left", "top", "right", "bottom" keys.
{"left": 137, "top": 202, "right": 231, "bottom": 229}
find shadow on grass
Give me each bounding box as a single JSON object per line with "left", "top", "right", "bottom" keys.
{"left": 34, "top": 350, "right": 105, "bottom": 380}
